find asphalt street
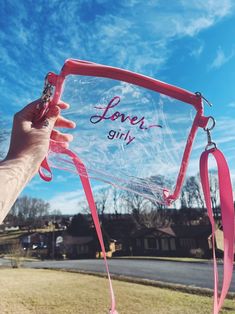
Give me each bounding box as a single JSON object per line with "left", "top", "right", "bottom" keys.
{"left": 17, "top": 258, "right": 235, "bottom": 292}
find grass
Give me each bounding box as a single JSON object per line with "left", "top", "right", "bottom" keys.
{"left": 0, "top": 268, "right": 234, "bottom": 314}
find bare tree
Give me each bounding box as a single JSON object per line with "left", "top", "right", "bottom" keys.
{"left": 112, "top": 187, "right": 123, "bottom": 214}
{"left": 182, "top": 175, "right": 204, "bottom": 209}
{"left": 209, "top": 172, "right": 220, "bottom": 218}
{"left": 209, "top": 173, "right": 219, "bottom": 208}
{"left": 81, "top": 187, "right": 110, "bottom": 219}
{"left": 180, "top": 188, "right": 188, "bottom": 209}
{"left": 9, "top": 196, "right": 50, "bottom": 230}
{"left": 122, "top": 192, "right": 149, "bottom": 227}
{"left": 141, "top": 208, "right": 172, "bottom": 228}
{"left": 8, "top": 242, "right": 25, "bottom": 268}
{"left": 0, "top": 128, "right": 8, "bottom": 159}
{"left": 95, "top": 188, "right": 110, "bottom": 217}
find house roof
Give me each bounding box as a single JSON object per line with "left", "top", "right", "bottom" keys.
{"left": 132, "top": 225, "right": 212, "bottom": 239}
{"left": 170, "top": 225, "right": 212, "bottom": 238}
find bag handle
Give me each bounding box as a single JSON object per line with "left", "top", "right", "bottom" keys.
{"left": 200, "top": 147, "right": 234, "bottom": 313}
{"left": 60, "top": 59, "right": 202, "bottom": 109}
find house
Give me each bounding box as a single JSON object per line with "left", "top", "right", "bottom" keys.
{"left": 131, "top": 225, "right": 212, "bottom": 258}
{"left": 208, "top": 227, "right": 235, "bottom": 258}
{"left": 57, "top": 229, "right": 117, "bottom": 259}
{"left": 102, "top": 214, "right": 136, "bottom": 256}
{"left": 21, "top": 232, "right": 48, "bottom": 250}
{"left": 62, "top": 234, "right": 95, "bottom": 259}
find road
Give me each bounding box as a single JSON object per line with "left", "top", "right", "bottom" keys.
{"left": 18, "top": 258, "right": 235, "bottom": 292}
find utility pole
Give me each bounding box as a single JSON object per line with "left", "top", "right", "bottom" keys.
{"left": 52, "top": 215, "right": 55, "bottom": 259}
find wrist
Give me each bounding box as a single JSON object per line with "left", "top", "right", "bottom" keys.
{"left": 0, "top": 155, "right": 38, "bottom": 224}
{"left": 1, "top": 154, "right": 39, "bottom": 179}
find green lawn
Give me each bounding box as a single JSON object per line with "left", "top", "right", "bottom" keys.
{"left": 0, "top": 268, "right": 234, "bottom": 314}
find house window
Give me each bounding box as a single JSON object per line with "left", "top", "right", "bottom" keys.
{"left": 161, "top": 238, "right": 169, "bottom": 251}
{"left": 115, "top": 243, "right": 122, "bottom": 251}
{"left": 156, "top": 239, "right": 159, "bottom": 250}
{"left": 136, "top": 238, "right": 141, "bottom": 248}
{"left": 170, "top": 238, "right": 176, "bottom": 250}
{"left": 180, "top": 238, "right": 196, "bottom": 249}
{"left": 78, "top": 244, "right": 89, "bottom": 254}
{"left": 147, "top": 237, "right": 156, "bottom": 249}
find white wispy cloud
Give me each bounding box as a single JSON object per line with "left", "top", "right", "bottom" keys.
{"left": 227, "top": 102, "right": 235, "bottom": 108}
{"left": 209, "top": 46, "right": 235, "bottom": 69}
{"left": 48, "top": 183, "right": 109, "bottom": 214}
{"left": 1, "top": 0, "right": 233, "bottom": 105}
{"left": 190, "top": 42, "right": 204, "bottom": 58}
{"left": 49, "top": 190, "right": 84, "bottom": 214}
{"left": 25, "top": 0, "right": 234, "bottom": 77}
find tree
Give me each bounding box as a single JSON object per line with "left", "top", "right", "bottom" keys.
{"left": 122, "top": 191, "right": 149, "bottom": 227}
{"left": 182, "top": 175, "right": 204, "bottom": 209}
{"left": 95, "top": 188, "right": 110, "bottom": 217}
{"left": 141, "top": 208, "right": 172, "bottom": 228}
{"left": 209, "top": 172, "right": 220, "bottom": 218}
{"left": 0, "top": 127, "right": 8, "bottom": 158}
{"left": 180, "top": 189, "right": 188, "bottom": 209}
{"left": 9, "top": 196, "right": 50, "bottom": 230}
{"left": 67, "top": 214, "right": 90, "bottom": 236}
{"left": 112, "top": 187, "right": 122, "bottom": 214}
{"left": 81, "top": 187, "right": 110, "bottom": 218}
{"left": 50, "top": 209, "right": 62, "bottom": 217}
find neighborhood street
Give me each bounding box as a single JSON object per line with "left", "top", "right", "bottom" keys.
{"left": 19, "top": 258, "right": 235, "bottom": 292}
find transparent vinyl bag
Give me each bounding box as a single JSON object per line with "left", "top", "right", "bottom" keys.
{"left": 37, "top": 59, "right": 234, "bottom": 314}
{"left": 41, "top": 59, "right": 208, "bottom": 205}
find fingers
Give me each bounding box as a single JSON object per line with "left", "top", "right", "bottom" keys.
{"left": 46, "top": 105, "right": 60, "bottom": 126}
{"left": 51, "top": 129, "right": 73, "bottom": 143}
{"left": 16, "top": 100, "right": 70, "bottom": 122}
{"left": 36, "top": 100, "right": 74, "bottom": 129}
{"left": 54, "top": 115, "right": 76, "bottom": 128}
{"left": 54, "top": 102, "right": 75, "bottom": 128}
{"left": 57, "top": 101, "right": 70, "bottom": 110}
{"left": 18, "top": 99, "right": 75, "bottom": 134}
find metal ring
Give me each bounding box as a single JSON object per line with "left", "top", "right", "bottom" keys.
{"left": 205, "top": 142, "right": 217, "bottom": 151}
{"left": 203, "top": 116, "right": 215, "bottom": 131}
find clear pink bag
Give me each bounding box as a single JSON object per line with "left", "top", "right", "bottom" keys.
{"left": 40, "top": 59, "right": 210, "bottom": 206}
{"left": 37, "top": 59, "right": 234, "bottom": 314}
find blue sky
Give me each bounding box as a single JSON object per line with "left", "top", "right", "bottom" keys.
{"left": 1, "top": 0, "right": 235, "bottom": 214}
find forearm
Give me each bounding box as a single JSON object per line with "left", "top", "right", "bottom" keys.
{"left": 0, "top": 99, "right": 73, "bottom": 223}
{"left": 0, "top": 157, "right": 37, "bottom": 223}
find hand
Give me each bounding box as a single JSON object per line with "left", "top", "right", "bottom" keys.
{"left": 5, "top": 99, "right": 76, "bottom": 173}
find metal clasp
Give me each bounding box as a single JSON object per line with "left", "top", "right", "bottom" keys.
{"left": 195, "top": 92, "right": 212, "bottom": 107}
{"left": 204, "top": 116, "right": 217, "bottom": 150}
{"left": 41, "top": 75, "right": 54, "bottom": 107}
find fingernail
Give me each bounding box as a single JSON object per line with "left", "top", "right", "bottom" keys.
{"left": 68, "top": 134, "right": 73, "bottom": 141}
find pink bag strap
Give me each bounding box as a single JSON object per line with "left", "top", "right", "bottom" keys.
{"left": 200, "top": 148, "right": 234, "bottom": 314}
{"left": 39, "top": 157, "right": 53, "bottom": 181}
{"left": 41, "top": 143, "right": 118, "bottom": 314}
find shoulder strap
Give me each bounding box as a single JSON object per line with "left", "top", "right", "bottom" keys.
{"left": 200, "top": 148, "right": 234, "bottom": 314}
{"left": 46, "top": 143, "right": 118, "bottom": 314}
